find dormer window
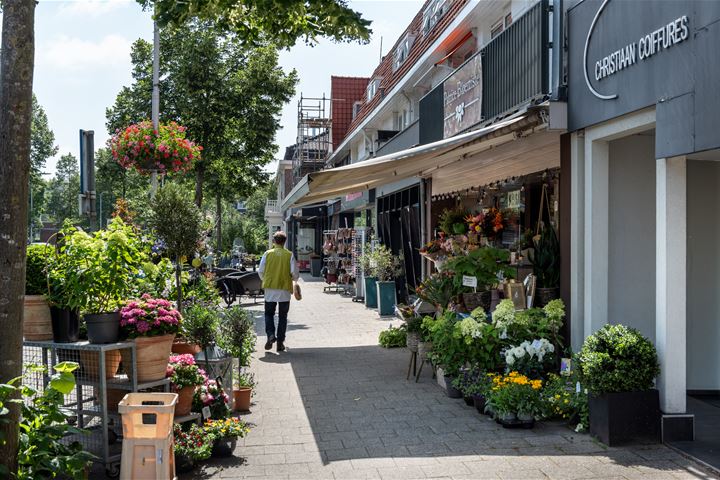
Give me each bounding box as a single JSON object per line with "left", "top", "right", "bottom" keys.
{"left": 422, "top": 0, "right": 448, "bottom": 36}
{"left": 366, "top": 78, "right": 381, "bottom": 102}
{"left": 352, "top": 101, "right": 363, "bottom": 119}
{"left": 393, "top": 34, "right": 416, "bottom": 71}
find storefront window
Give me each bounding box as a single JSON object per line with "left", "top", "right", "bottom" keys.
{"left": 296, "top": 225, "right": 316, "bottom": 271}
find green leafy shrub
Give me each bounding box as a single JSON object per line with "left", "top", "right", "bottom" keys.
{"left": 444, "top": 246, "right": 515, "bottom": 292}
{"left": 541, "top": 373, "right": 589, "bottom": 432}
{"left": 438, "top": 207, "right": 470, "bottom": 235}
{"left": 182, "top": 304, "right": 219, "bottom": 356}
{"left": 25, "top": 244, "right": 52, "bottom": 295}
{"left": 528, "top": 223, "right": 560, "bottom": 288}
{"left": 576, "top": 324, "right": 660, "bottom": 394}
{"left": 378, "top": 325, "right": 406, "bottom": 348}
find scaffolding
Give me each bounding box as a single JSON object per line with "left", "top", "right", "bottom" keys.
{"left": 293, "top": 94, "right": 332, "bottom": 184}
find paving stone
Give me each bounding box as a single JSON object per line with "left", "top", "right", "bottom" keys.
{"left": 190, "top": 277, "right": 717, "bottom": 479}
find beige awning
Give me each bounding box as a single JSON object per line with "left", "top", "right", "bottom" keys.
{"left": 282, "top": 113, "right": 538, "bottom": 210}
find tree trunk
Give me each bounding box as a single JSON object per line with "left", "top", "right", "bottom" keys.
{"left": 216, "top": 191, "right": 222, "bottom": 253}
{"left": 0, "top": 0, "right": 36, "bottom": 474}
{"left": 194, "top": 165, "right": 204, "bottom": 208}
{"left": 175, "top": 261, "right": 183, "bottom": 315}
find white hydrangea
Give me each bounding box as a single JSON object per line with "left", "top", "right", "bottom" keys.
{"left": 503, "top": 338, "right": 555, "bottom": 368}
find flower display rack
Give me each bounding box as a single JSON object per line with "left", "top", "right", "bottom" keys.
{"left": 23, "top": 340, "right": 171, "bottom": 477}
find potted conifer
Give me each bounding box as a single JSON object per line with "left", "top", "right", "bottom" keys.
{"left": 371, "top": 245, "right": 403, "bottom": 316}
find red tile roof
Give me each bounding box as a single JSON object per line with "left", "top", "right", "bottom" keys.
{"left": 339, "top": 0, "right": 470, "bottom": 151}
{"left": 331, "top": 76, "right": 370, "bottom": 150}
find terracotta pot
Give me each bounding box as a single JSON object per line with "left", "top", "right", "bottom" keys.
{"left": 233, "top": 387, "right": 252, "bottom": 412}
{"left": 171, "top": 340, "right": 202, "bottom": 356}
{"left": 23, "top": 295, "right": 53, "bottom": 341}
{"left": 79, "top": 350, "right": 121, "bottom": 380}
{"left": 174, "top": 386, "right": 195, "bottom": 416}
{"left": 120, "top": 334, "right": 175, "bottom": 383}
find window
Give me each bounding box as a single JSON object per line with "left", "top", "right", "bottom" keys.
{"left": 366, "top": 78, "right": 381, "bottom": 101}
{"left": 393, "top": 34, "right": 416, "bottom": 71}
{"left": 490, "top": 19, "right": 504, "bottom": 39}
{"left": 422, "top": 0, "right": 448, "bottom": 36}
{"left": 352, "top": 101, "right": 363, "bottom": 119}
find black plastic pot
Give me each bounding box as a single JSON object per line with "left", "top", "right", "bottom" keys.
{"left": 463, "top": 396, "right": 474, "bottom": 406}
{"left": 211, "top": 437, "right": 237, "bottom": 458}
{"left": 174, "top": 454, "right": 195, "bottom": 473}
{"left": 85, "top": 312, "right": 120, "bottom": 344}
{"left": 472, "top": 394, "right": 486, "bottom": 414}
{"left": 446, "top": 382, "right": 463, "bottom": 399}
{"left": 50, "top": 307, "right": 80, "bottom": 343}
{"left": 588, "top": 390, "right": 660, "bottom": 446}
{"left": 535, "top": 287, "right": 560, "bottom": 307}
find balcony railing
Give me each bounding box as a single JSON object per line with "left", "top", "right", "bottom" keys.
{"left": 265, "top": 199, "right": 281, "bottom": 216}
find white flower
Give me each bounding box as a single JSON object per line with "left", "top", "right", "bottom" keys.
{"left": 505, "top": 353, "right": 515, "bottom": 365}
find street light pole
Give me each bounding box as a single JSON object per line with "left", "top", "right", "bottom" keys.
{"left": 150, "top": 17, "right": 160, "bottom": 198}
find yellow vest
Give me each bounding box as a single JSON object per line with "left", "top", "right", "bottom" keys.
{"left": 262, "top": 246, "right": 293, "bottom": 292}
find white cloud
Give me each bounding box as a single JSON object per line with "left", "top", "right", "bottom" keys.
{"left": 37, "top": 34, "right": 133, "bottom": 71}
{"left": 57, "top": 0, "right": 133, "bottom": 17}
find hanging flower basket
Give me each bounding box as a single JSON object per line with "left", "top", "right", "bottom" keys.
{"left": 110, "top": 120, "right": 202, "bottom": 175}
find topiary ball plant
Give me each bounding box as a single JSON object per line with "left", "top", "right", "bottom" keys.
{"left": 576, "top": 324, "right": 660, "bottom": 395}
{"left": 26, "top": 244, "right": 52, "bottom": 295}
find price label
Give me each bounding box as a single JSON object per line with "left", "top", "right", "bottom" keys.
{"left": 462, "top": 275, "right": 478, "bottom": 288}
{"left": 202, "top": 406, "right": 211, "bottom": 420}
{"left": 576, "top": 381, "right": 582, "bottom": 394}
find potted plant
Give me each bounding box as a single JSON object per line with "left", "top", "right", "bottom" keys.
{"left": 372, "top": 245, "right": 403, "bottom": 316}
{"left": 182, "top": 304, "right": 219, "bottom": 372}
{"left": 444, "top": 246, "right": 515, "bottom": 313}
{"left": 119, "top": 294, "right": 181, "bottom": 382}
{"left": 203, "top": 417, "right": 250, "bottom": 458}
{"left": 528, "top": 223, "right": 560, "bottom": 307}
{"left": 439, "top": 207, "right": 471, "bottom": 236}
{"left": 422, "top": 311, "right": 465, "bottom": 397}
{"left": 405, "top": 316, "right": 422, "bottom": 353}
{"left": 415, "top": 271, "right": 457, "bottom": 311}
{"left": 216, "top": 306, "right": 257, "bottom": 411}
{"left": 485, "top": 371, "right": 543, "bottom": 427}
{"left": 193, "top": 377, "right": 231, "bottom": 420}
{"left": 46, "top": 224, "right": 91, "bottom": 344}
{"left": 23, "top": 244, "right": 54, "bottom": 341}
{"left": 358, "top": 250, "right": 378, "bottom": 309}
{"left": 173, "top": 424, "right": 213, "bottom": 473}
{"left": 148, "top": 183, "right": 204, "bottom": 314}
{"left": 234, "top": 372, "right": 256, "bottom": 412}
{"left": 576, "top": 324, "right": 661, "bottom": 446}
{"left": 503, "top": 338, "right": 556, "bottom": 379}
{"left": 167, "top": 354, "right": 208, "bottom": 416}
{"left": 81, "top": 217, "right": 147, "bottom": 344}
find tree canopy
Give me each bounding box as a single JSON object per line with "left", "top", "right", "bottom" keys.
{"left": 138, "top": 0, "right": 372, "bottom": 47}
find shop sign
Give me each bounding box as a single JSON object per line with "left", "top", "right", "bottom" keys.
{"left": 584, "top": 0, "right": 689, "bottom": 100}
{"left": 443, "top": 54, "right": 482, "bottom": 138}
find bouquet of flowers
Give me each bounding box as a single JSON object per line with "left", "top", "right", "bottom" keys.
{"left": 173, "top": 424, "right": 213, "bottom": 461}
{"left": 110, "top": 120, "right": 202, "bottom": 175}
{"left": 419, "top": 238, "right": 444, "bottom": 261}
{"left": 203, "top": 417, "right": 250, "bottom": 440}
{"left": 193, "top": 378, "right": 231, "bottom": 419}
{"left": 120, "top": 294, "right": 182, "bottom": 338}
{"left": 482, "top": 207, "right": 505, "bottom": 239}
{"left": 166, "top": 354, "right": 207, "bottom": 390}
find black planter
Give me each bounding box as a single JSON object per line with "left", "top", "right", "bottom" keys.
{"left": 211, "top": 437, "right": 237, "bottom": 458}
{"left": 446, "top": 383, "right": 463, "bottom": 399}
{"left": 589, "top": 390, "right": 661, "bottom": 446}
{"left": 535, "top": 287, "right": 560, "bottom": 307}
{"left": 463, "top": 396, "right": 474, "bottom": 406}
{"left": 50, "top": 307, "right": 80, "bottom": 343}
{"left": 174, "top": 454, "right": 195, "bottom": 473}
{"left": 472, "top": 394, "right": 486, "bottom": 414}
{"left": 85, "top": 312, "right": 120, "bottom": 344}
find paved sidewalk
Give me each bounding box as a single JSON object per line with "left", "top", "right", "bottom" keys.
{"left": 189, "top": 276, "right": 718, "bottom": 480}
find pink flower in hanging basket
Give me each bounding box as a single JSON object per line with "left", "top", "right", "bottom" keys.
{"left": 109, "top": 120, "right": 202, "bottom": 175}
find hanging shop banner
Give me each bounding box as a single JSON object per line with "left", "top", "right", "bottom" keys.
{"left": 443, "top": 54, "right": 483, "bottom": 139}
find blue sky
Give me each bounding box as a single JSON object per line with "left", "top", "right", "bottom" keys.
{"left": 26, "top": 0, "right": 422, "bottom": 177}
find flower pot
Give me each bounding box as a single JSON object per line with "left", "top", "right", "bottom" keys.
{"left": 376, "top": 281, "right": 396, "bottom": 316}
{"left": 364, "top": 277, "right": 378, "bottom": 308}
{"left": 463, "top": 396, "right": 474, "bottom": 407}
{"left": 535, "top": 287, "right": 560, "bottom": 307}
{"left": 461, "top": 291, "right": 491, "bottom": 313}
{"left": 233, "top": 387, "right": 252, "bottom": 412}
{"left": 406, "top": 331, "right": 420, "bottom": 352}
{"left": 50, "top": 307, "right": 80, "bottom": 343}
{"left": 472, "top": 394, "right": 486, "bottom": 414}
{"left": 120, "top": 334, "right": 175, "bottom": 383}
{"left": 418, "top": 341, "right": 433, "bottom": 361}
{"left": 498, "top": 412, "right": 534, "bottom": 429}
{"left": 174, "top": 386, "right": 195, "bottom": 416}
{"left": 446, "top": 382, "right": 463, "bottom": 399}
{"left": 211, "top": 437, "right": 237, "bottom": 458}
{"left": 588, "top": 389, "right": 660, "bottom": 446}
{"left": 518, "top": 412, "right": 535, "bottom": 422}
{"left": 171, "top": 339, "right": 202, "bottom": 356}
{"left": 79, "top": 350, "right": 121, "bottom": 380}
{"left": 174, "top": 454, "right": 195, "bottom": 474}
{"left": 23, "top": 295, "right": 53, "bottom": 341}
{"left": 498, "top": 412, "right": 517, "bottom": 422}
{"left": 85, "top": 312, "right": 120, "bottom": 344}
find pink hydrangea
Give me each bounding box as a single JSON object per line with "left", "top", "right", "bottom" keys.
{"left": 119, "top": 296, "right": 182, "bottom": 338}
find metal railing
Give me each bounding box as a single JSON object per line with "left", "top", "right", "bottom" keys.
{"left": 265, "top": 199, "right": 281, "bottom": 215}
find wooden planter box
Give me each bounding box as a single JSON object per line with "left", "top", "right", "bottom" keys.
{"left": 589, "top": 389, "right": 660, "bottom": 446}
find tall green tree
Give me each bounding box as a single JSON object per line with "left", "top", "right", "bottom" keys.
{"left": 0, "top": 0, "right": 36, "bottom": 474}
{"left": 106, "top": 22, "right": 297, "bottom": 250}
{"left": 46, "top": 153, "right": 81, "bottom": 225}
{"left": 29, "top": 95, "right": 59, "bottom": 240}
{"left": 140, "top": 0, "right": 372, "bottom": 47}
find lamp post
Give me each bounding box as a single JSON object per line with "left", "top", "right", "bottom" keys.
{"left": 150, "top": 17, "right": 160, "bottom": 197}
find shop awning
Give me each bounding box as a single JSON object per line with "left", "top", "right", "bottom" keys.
{"left": 282, "top": 113, "right": 535, "bottom": 210}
